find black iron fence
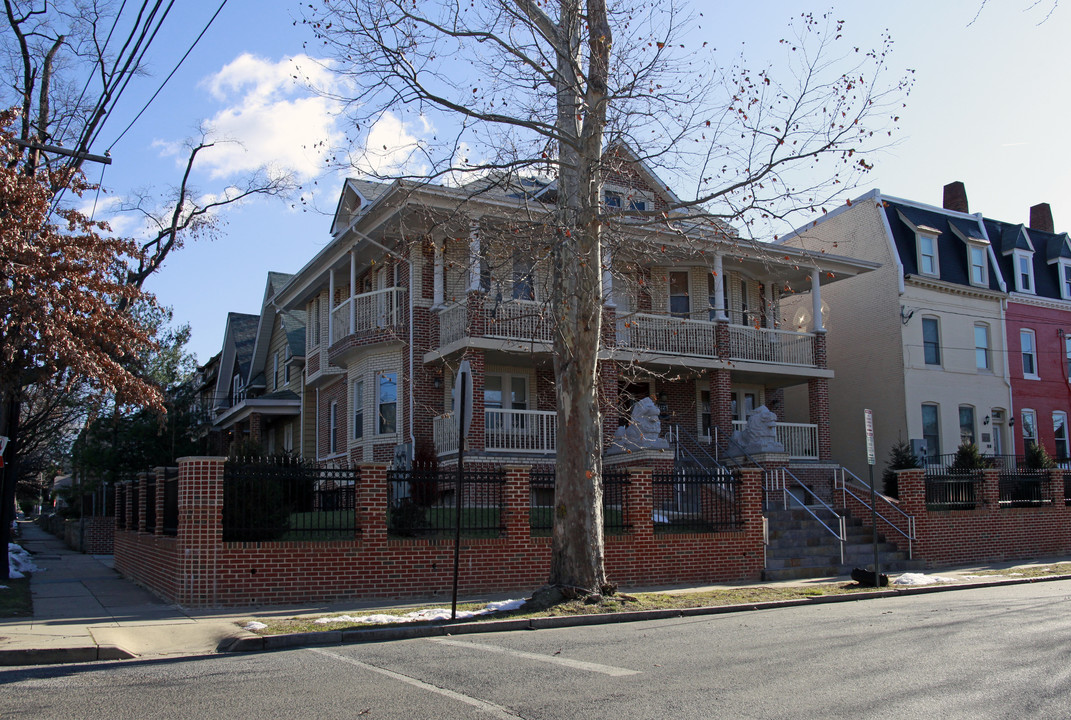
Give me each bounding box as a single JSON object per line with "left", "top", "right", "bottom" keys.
{"left": 528, "top": 469, "right": 631, "bottom": 535}
{"left": 162, "top": 468, "right": 179, "bottom": 537}
{"left": 652, "top": 468, "right": 741, "bottom": 533}
{"left": 924, "top": 470, "right": 982, "bottom": 510}
{"left": 222, "top": 457, "right": 358, "bottom": 542}
{"left": 387, "top": 467, "right": 505, "bottom": 538}
{"left": 998, "top": 466, "right": 1049, "bottom": 508}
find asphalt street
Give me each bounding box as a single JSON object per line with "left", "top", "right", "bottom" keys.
{"left": 5, "top": 579, "right": 1071, "bottom": 719}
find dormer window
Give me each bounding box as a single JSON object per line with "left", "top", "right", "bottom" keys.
{"left": 968, "top": 244, "right": 988, "bottom": 287}
{"left": 918, "top": 233, "right": 939, "bottom": 277}
{"left": 1014, "top": 250, "right": 1035, "bottom": 294}
{"left": 1059, "top": 260, "right": 1071, "bottom": 301}
{"left": 604, "top": 191, "right": 622, "bottom": 208}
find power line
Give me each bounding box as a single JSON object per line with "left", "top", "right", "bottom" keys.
{"left": 107, "top": 0, "right": 230, "bottom": 153}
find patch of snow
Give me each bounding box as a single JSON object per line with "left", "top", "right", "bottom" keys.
{"left": 243, "top": 621, "right": 268, "bottom": 630}
{"left": 314, "top": 598, "right": 526, "bottom": 625}
{"left": 7, "top": 543, "right": 40, "bottom": 579}
{"left": 892, "top": 573, "right": 956, "bottom": 586}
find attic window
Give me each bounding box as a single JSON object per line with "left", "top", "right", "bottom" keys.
{"left": 917, "top": 233, "right": 939, "bottom": 277}
{"left": 604, "top": 191, "right": 622, "bottom": 208}
{"left": 968, "top": 243, "right": 988, "bottom": 287}
{"left": 1014, "top": 249, "right": 1035, "bottom": 294}
{"left": 1059, "top": 260, "right": 1071, "bottom": 301}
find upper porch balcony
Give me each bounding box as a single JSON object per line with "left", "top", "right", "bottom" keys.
{"left": 432, "top": 297, "right": 820, "bottom": 370}
{"left": 326, "top": 287, "right": 408, "bottom": 364}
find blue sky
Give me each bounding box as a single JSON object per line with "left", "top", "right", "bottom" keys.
{"left": 87, "top": 0, "right": 1069, "bottom": 363}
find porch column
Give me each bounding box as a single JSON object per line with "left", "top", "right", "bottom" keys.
{"left": 712, "top": 254, "right": 727, "bottom": 321}
{"left": 598, "top": 359, "right": 620, "bottom": 452}
{"left": 349, "top": 249, "right": 357, "bottom": 334}
{"left": 808, "top": 378, "right": 831, "bottom": 461}
{"left": 763, "top": 281, "right": 777, "bottom": 328}
{"left": 468, "top": 221, "right": 482, "bottom": 293}
{"left": 810, "top": 267, "right": 824, "bottom": 332}
{"left": 433, "top": 238, "right": 445, "bottom": 307}
{"left": 328, "top": 266, "right": 336, "bottom": 344}
{"left": 710, "top": 368, "right": 733, "bottom": 451}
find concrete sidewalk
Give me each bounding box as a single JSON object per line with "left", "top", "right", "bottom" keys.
{"left": 1, "top": 523, "right": 248, "bottom": 666}
{"left": 4, "top": 520, "right": 1071, "bottom": 667}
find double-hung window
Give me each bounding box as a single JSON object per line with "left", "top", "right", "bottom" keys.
{"left": 921, "top": 404, "right": 940, "bottom": 459}
{"left": 352, "top": 379, "right": 364, "bottom": 440}
{"left": 1021, "top": 329, "right": 1039, "bottom": 378}
{"left": 968, "top": 244, "right": 988, "bottom": 286}
{"left": 918, "top": 234, "right": 939, "bottom": 277}
{"left": 1054, "top": 412, "right": 1069, "bottom": 461}
{"left": 1014, "top": 250, "right": 1035, "bottom": 293}
{"left": 377, "top": 373, "right": 398, "bottom": 434}
{"left": 922, "top": 317, "right": 941, "bottom": 366}
{"left": 329, "top": 401, "right": 339, "bottom": 454}
{"left": 1021, "top": 409, "right": 1038, "bottom": 450}
{"left": 974, "top": 324, "right": 991, "bottom": 371}
{"left": 669, "top": 271, "right": 690, "bottom": 318}
{"left": 959, "top": 405, "right": 976, "bottom": 446}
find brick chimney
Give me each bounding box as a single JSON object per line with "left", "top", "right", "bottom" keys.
{"left": 1029, "top": 203, "right": 1054, "bottom": 233}
{"left": 943, "top": 181, "right": 969, "bottom": 213}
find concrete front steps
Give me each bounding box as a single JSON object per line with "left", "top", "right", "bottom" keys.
{"left": 763, "top": 508, "right": 925, "bottom": 581}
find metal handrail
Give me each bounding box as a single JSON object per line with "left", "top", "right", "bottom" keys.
{"left": 672, "top": 425, "right": 730, "bottom": 472}
{"left": 770, "top": 467, "right": 847, "bottom": 565}
{"left": 836, "top": 467, "right": 916, "bottom": 559}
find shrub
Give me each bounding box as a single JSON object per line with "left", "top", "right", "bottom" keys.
{"left": 951, "top": 442, "right": 990, "bottom": 472}
{"left": 1024, "top": 442, "right": 1056, "bottom": 470}
{"left": 881, "top": 439, "right": 919, "bottom": 498}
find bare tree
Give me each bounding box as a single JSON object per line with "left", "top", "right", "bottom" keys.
{"left": 304, "top": 1, "right": 909, "bottom": 596}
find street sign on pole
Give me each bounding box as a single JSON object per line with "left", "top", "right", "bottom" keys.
{"left": 453, "top": 360, "right": 473, "bottom": 442}
{"left": 864, "top": 409, "right": 880, "bottom": 586}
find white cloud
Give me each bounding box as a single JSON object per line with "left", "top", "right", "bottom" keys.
{"left": 351, "top": 112, "right": 430, "bottom": 178}
{"left": 177, "top": 53, "right": 347, "bottom": 182}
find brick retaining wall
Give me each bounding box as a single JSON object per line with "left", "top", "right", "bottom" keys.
{"left": 115, "top": 457, "right": 765, "bottom": 607}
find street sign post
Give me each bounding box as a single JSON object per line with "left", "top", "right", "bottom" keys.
{"left": 451, "top": 361, "right": 473, "bottom": 619}
{"left": 864, "top": 409, "right": 880, "bottom": 585}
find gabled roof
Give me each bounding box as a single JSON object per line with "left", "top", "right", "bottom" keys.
{"left": 995, "top": 223, "right": 1034, "bottom": 255}
{"left": 330, "top": 178, "right": 391, "bottom": 236}
{"left": 249, "top": 272, "right": 308, "bottom": 387}
{"left": 213, "top": 312, "right": 259, "bottom": 405}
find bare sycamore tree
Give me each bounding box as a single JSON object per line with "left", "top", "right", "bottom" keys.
{"left": 304, "top": 1, "right": 909, "bottom": 597}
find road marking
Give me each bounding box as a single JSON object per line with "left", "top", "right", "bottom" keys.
{"left": 429, "top": 638, "right": 641, "bottom": 677}
{"left": 308, "top": 648, "right": 524, "bottom": 719}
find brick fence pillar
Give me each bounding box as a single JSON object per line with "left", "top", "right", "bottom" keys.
{"left": 359, "top": 463, "right": 389, "bottom": 550}
{"left": 980, "top": 468, "right": 1000, "bottom": 511}
{"left": 176, "top": 457, "right": 225, "bottom": 606}
{"left": 503, "top": 466, "right": 531, "bottom": 541}
{"left": 136, "top": 472, "right": 148, "bottom": 533}
{"left": 1049, "top": 469, "right": 1065, "bottom": 505}
{"left": 626, "top": 467, "right": 654, "bottom": 543}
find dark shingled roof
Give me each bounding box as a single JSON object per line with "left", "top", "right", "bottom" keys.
{"left": 984, "top": 217, "right": 1069, "bottom": 301}
{"left": 228, "top": 312, "right": 259, "bottom": 379}
{"left": 884, "top": 202, "right": 1001, "bottom": 291}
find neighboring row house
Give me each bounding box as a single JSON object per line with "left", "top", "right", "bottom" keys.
{"left": 779, "top": 182, "right": 1071, "bottom": 482}
{"left": 208, "top": 152, "right": 876, "bottom": 474}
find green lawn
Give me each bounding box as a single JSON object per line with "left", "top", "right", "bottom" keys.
{"left": 529, "top": 506, "right": 627, "bottom": 536}
{"left": 388, "top": 506, "right": 503, "bottom": 538}
{"left": 0, "top": 576, "right": 33, "bottom": 618}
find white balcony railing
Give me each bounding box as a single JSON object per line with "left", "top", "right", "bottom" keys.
{"left": 434, "top": 409, "right": 557, "bottom": 455}
{"left": 330, "top": 287, "right": 407, "bottom": 345}
{"left": 617, "top": 314, "right": 816, "bottom": 367}
{"left": 618, "top": 313, "right": 717, "bottom": 357}
{"left": 731, "top": 420, "right": 819, "bottom": 460}
{"left": 727, "top": 325, "right": 815, "bottom": 366}
{"left": 436, "top": 299, "right": 552, "bottom": 349}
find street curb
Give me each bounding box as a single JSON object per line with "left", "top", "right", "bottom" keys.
{"left": 224, "top": 572, "right": 1071, "bottom": 654}
{"left": 0, "top": 644, "right": 135, "bottom": 667}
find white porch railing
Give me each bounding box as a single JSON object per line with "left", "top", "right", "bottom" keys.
{"left": 330, "top": 287, "right": 407, "bottom": 345}
{"left": 727, "top": 325, "right": 815, "bottom": 366}
{"left": 732, "top": 420, "right": 819, "bottom": 460}
{"left": 434, "top": 409, "right": 557, "bottom": 455}
{"left": 437, "top": 302, "right": 468, "bottom": 347}
{"left": 616, "top": 314, "right": 816, "bottom": 368}
{"left": 485, "top": 408, "right": 556, "bottom": 453}
{"left": 618, "top": 313, "right": 717, "bottom": 357}
{"left": 436, "top": 299, "right": 553, "bottom": 349}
